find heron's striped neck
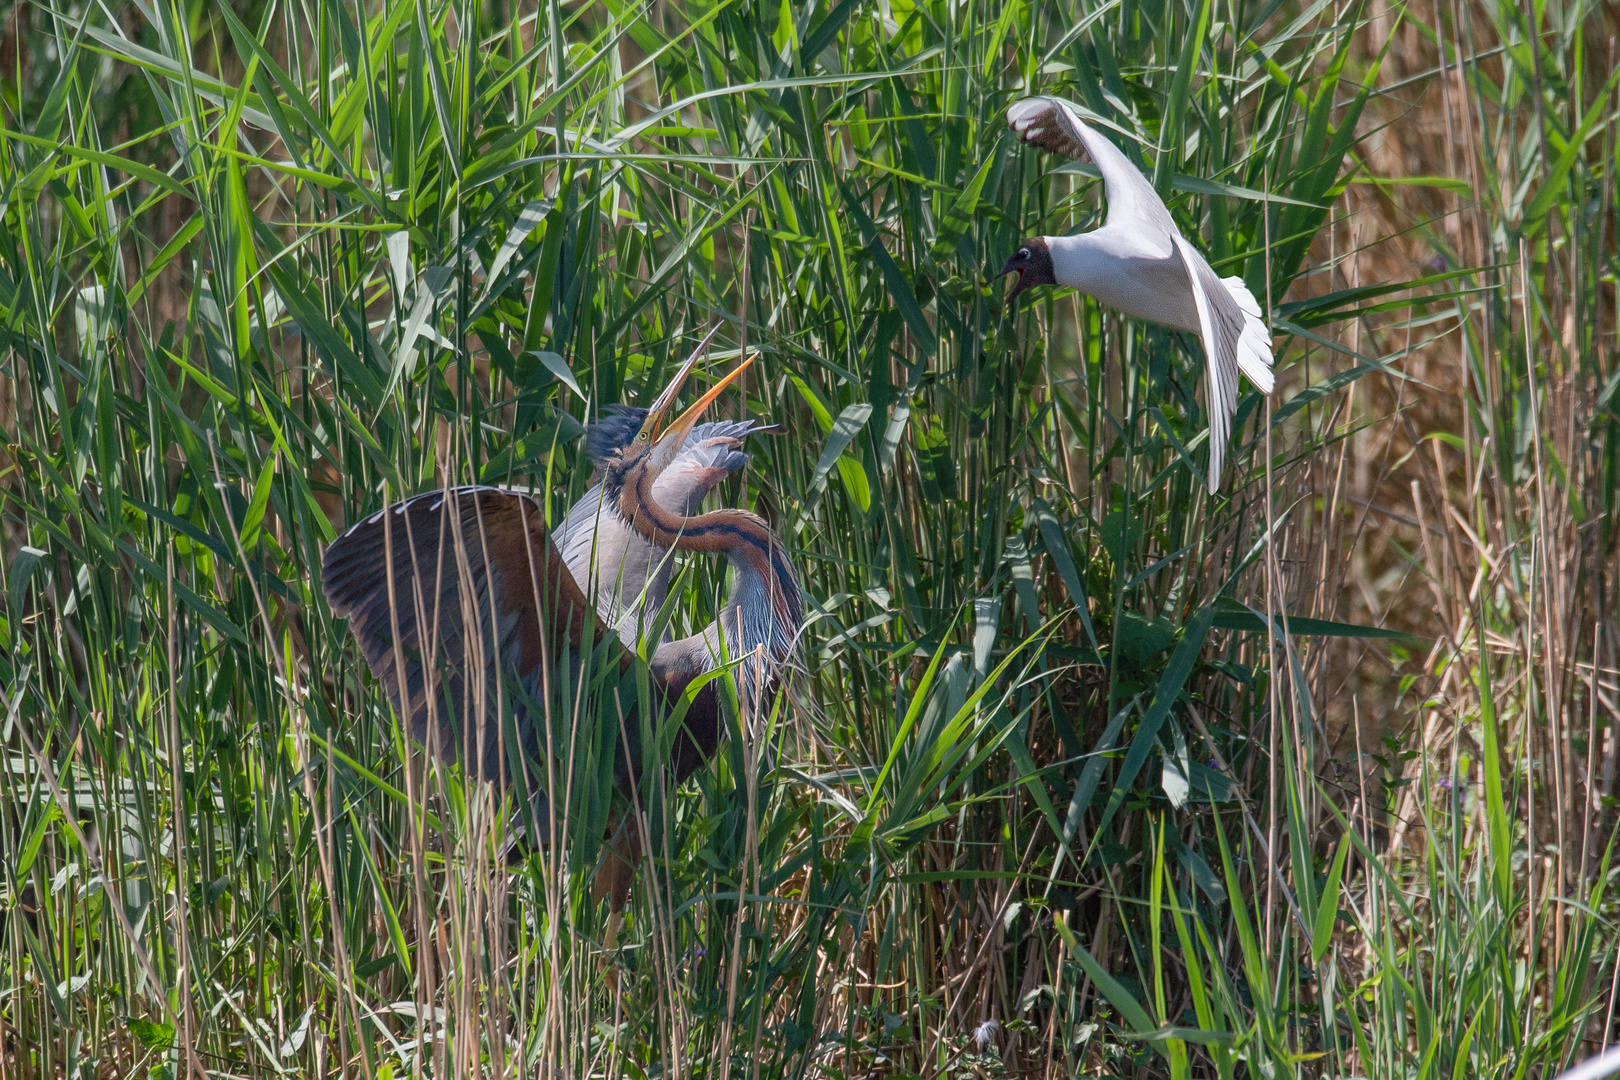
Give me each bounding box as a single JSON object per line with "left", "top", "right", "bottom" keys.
{"left": 612, "top": 457, "right": 803, "bottom": 672}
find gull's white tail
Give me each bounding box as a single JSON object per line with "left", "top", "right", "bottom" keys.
{"left": 1222, "top": 276, "right": 1275, "bottom": 393}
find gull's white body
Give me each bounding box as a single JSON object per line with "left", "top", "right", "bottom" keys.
{"left": 1045, "top": 234, "right": 1202, "bottom": 329}
{"left": 1008, "top": 96, "right": 1275, "bottom": 491}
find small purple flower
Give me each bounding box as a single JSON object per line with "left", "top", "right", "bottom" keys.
{"left": 1428, "top": 254, "right": 1447, "bottom": 271}
{"left": 1437, "top": 775, "right": 1454, "bottom": 792}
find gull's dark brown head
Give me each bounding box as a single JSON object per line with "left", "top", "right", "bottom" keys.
{"left": 994, "top": 237, "right": 1056, "bottom": 302}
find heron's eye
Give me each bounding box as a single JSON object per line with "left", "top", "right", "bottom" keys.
{"left": 1018, "top": 247, "right": 1031, "bottom": 259}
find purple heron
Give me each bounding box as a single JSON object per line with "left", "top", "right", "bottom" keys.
{"left": 319, "top": 340, "right": 801, "bottom": 924}
{"left": 556, "top": 383, "right": 772, "bottom": 651}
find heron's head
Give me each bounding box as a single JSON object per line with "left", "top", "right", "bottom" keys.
{"left": 584, "top": 405, "right": 648, "bottom": 467}
{"left": 994, "top": 237, "right": 1055, "bottom": 302}
{"left": 605, "top": 331, "right": 756, "bottom": 491}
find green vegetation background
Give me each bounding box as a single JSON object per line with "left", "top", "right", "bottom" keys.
{"left": 1, "top": 0, "right": 1616, "bottom": 1075}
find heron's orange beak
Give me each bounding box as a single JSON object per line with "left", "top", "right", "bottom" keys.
{"left": 641, "top": 324, "right": 723, "bottom": 439}
{"left": 660, "top": 352, "right": 756, "bottom": 445}
{"left": 638, "top": 324, "right": 756, "bottom": 446}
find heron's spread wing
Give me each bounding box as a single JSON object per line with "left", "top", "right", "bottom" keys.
{"left": 322, "top": 487, "right": 631, "bottom": 773}
{"left": 1007, "top": 96, "right": 1178, "bottom": 256}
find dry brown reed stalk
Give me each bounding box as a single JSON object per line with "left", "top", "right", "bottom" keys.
{"left": 1308, "top": 4, "right": 1618, "bottom": 1054}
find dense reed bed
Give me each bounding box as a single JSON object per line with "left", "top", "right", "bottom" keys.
{"left": 0, "top": 0, "right": 1616, "bottom": 1075}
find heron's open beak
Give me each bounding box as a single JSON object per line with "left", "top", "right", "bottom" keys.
{"left": 642, "top": 324, "right": 724, "bottom": 437}
{"left": 639, "top": 324, "right": 757, "bottom": 446}
{"left": 658, "top": 352, "right": 757, "bottom": 446}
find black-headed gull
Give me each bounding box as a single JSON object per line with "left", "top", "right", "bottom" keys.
{"left": 997, "top": 96, "right": 1275, "bottom": 492}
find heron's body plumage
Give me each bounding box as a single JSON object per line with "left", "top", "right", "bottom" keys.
{"left": 602, "top": 416, "right": 803, "bottom": 716}
{"left": 557, "top": 414, "right": 764, "bottom": 649}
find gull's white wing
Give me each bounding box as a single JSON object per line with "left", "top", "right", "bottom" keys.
{"left": 1173, "top": 235, "right": 1240, "bottom": 492}
{"left": 1007, "top": 96, "right": 1177, "bottom": 257}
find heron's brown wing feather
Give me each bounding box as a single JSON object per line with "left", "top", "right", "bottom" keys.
{"left": 322, "top": 487, "right": 631, "bottom": 773}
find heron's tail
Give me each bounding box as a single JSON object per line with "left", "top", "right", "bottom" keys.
{"left": 1222, "top": 276, "right": 1275, "bottom": 394}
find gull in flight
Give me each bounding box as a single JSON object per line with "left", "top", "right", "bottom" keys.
{"left": 996, "top": 96, "right": 1275, "bottom": 492}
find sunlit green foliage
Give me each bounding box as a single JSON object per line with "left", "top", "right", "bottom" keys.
{"left": 1, "top": 0, "right": 1615, "bottom": 1075}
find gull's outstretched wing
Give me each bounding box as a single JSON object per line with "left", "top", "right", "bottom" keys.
{"left": 1172, "top": 238, "right": 1276, "bottom": 492}
{"left": 322, "top": 486, "right": 631, "bottom": 781}
{"left": 1173, "top": 237, "right": 1236, "bottom": 492}
{"left": 1007, "top": 96, "right": 1177, "bottom": 257}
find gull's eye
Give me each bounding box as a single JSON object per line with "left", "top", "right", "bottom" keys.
{"left": 1018, "top": 247, "right": 1031, "bottom": 259}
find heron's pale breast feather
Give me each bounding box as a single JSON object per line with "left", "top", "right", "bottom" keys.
{"left": 559, "top": 418, "right": 759, "bottom": 649}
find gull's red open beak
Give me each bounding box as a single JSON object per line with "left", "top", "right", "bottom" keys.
{"left": 991, "top": 254, "right": 1032, "bottom": 301}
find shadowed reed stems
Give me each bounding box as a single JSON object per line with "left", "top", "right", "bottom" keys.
{"left": 0, "top": 0, "right": 1616, "bottom": 1075}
